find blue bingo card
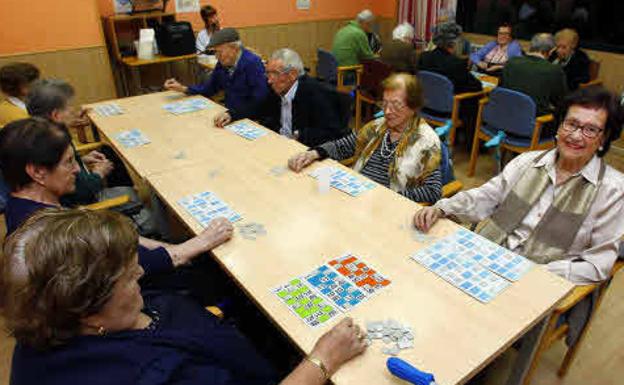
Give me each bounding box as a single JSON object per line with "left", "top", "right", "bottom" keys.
{"left": 309, "top": 167, "right": 376, "bottom": 197}
{"left": 444, "top": 228, "right": 533, "bottom": 282}
{"left": 226, "top": 121, "right": 267, "bottom": 140}
{"left": 272, "top": 278, "right": 340, "bottom": 327}
{"left": 163, "top": 98, "right": 212, "bottom": 115}
{"left": 114, "top": 128, "right": 150, "bottom": 148}
{"left": 304, "top": 265, "right": 367, "bottom": 311}
{"left": 177, "top": 191, "right": 242, "bottom": 227}
{"left": 94, "top": 103, "right": 124, "bottom": 117}
{"left": 411, "top": 241, "right": 510, "bottom": 303}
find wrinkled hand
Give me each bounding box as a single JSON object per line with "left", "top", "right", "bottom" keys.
{"left": 164, "top": 78, "right": 188, "bottom": 93}
{"left": 486, "top": 65, "right": 503, "bottom": 73}
{"left": 90, "top": 159, "right": 114, "bottom": 178}
{"left": 67, "top": 108, "right": 91, "bottom": 128}
{"left": 214, "top": 111, "right": 232, "bottom": 128}
{"left": 413, "top": 206, "right": 444, "bottom": 233}
{"left": 287, "top": 151, "right": 319, "bottom": 173}
{"left": 197, "top": 217, "right": 234, "bottom": 250}
{"left": 82, "top": 150, "right": 107, "bottom": 167}
{"left": 310, "top": 318, "right": 367, "bottom": 376}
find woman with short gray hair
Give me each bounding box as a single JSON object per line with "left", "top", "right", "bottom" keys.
{"left": 381, "top": 23, "right": 418, "bottom": 73}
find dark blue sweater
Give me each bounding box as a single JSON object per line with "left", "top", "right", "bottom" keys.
{"left": 187, "top": 48, "right": 268, "bottom": 118}
{"left": 10, "top": 293, "right": 277, "bottom": 385}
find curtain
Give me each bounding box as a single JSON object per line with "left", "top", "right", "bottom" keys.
{"left": 398, "top": 0, "right": 458, "bottom": 42}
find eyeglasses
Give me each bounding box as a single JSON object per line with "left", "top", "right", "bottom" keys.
{"left": 265, "top": 66, "right": 292, "bottom": 79}
{"left": 377, "top": 100, "right": 407, "bottom": 111}
{"left": 560, "top": 118, "right": 604, "bottom": 139}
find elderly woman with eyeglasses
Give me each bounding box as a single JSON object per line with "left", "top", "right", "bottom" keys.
{"left": 288, "top": 73, "right": 442, "bottom": 204}
{"left": 2, "top": 209, "right": 367, "bottom": 385}
{"left": 415, "top": 86, "right": 624, "bottom": 285}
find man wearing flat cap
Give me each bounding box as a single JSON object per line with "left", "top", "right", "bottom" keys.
{"left": 164, "top": 28, "right": 268, "bottom": 118}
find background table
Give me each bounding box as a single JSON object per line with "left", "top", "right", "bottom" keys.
{"left": 89, "top": 92, "right": 573, "bottom": 385}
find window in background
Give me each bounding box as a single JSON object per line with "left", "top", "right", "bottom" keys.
{"left": 458, "top": 0, "right": 624, "bottom": 54}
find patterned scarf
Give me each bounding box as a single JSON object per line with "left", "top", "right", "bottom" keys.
{"left": 352, "top": 116, "right": 440, "bottom": 192}
{"left": 478, "top": 150, "right": 605, "bottom": 264}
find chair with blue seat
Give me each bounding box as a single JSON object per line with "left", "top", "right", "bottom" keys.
{"left": 417, "top": 70, "right": 486, "bottom": 147}
{"left": 316, "top": 48, "right": 362, "bottom": 93}
{"left": 467, "top": 87, "right": 555, "bottom": 177}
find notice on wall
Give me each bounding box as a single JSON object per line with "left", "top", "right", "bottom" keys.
{"left": 176, "top": 0, "right": 200, "bottom": 13}
{"left": 296, "top": 0, "right": 310, "bottom": 10}
{"left": 114, "top": 0, "right": 132, "bottom": 14}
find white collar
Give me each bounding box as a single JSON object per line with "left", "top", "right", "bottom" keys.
{"left": 534, "top": 149, "right": 601, "bottom": 186}
{"left": 7, "top": 96, "right": 26, "bottom": 111}
{"left": 281, "top": 80, "right": 299, "bottom": 103}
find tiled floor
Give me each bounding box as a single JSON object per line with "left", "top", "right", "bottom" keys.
{"left": 0, "top": 140, "right": 622, "bottom": 385}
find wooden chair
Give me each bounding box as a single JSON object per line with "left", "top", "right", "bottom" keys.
{"left": 355, "top": 59, "right": 394, "bottom": 131}
{"left": 579, "top": 57, "right": 602, "bottom": 89}
{"left": 417, "top": 71, "right": 487, "bottom": 147}
{"left": 522, "top": 260, "right": 624, "bottom": 385}
{"left": 468, "top": 87, "right": 555, "bottom": 177}
{"left": 315, "top": 49, "right": 362, "bottom": 93}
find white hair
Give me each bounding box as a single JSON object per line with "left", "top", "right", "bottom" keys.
{"left": 357, "top": 9, "right": 375, "bottom": 23}
{"left": 270, "top": 48, "right": 305, "bottom": 76}
{"left": 393, "top": 23, "right": 415, "bottom": 42}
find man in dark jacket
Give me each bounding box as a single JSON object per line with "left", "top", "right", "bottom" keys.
{"left": 381, "top": 23, "right": 418, "bottom": 73}
{"left": 549, "top": 28, "right": 590, "bottom": 91}
{"left": 418, "top": 22, "right": 482, "bottom": 94}
{"left": 418, "top": 22, "right": 482, "bottom": 147}
{"left": 502, "top": 33, "right": 567, "bottom": 118}
{"left": 214, "top": 48, "right": 349, "bottom": 147}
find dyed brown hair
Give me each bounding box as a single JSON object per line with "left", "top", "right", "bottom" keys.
{"left": 0, "top": 209, "right": 138, "bottom": 348}
{"left": 381, "top": 73, "right": 424, "bottom": 110}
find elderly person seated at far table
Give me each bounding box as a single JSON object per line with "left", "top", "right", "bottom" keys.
{"left": 381, "top": 23, "right": 419, "bottom": 74}
{"left": 415, "top": 86, "right": 624, "bottom": 286}
{"left": 0, "top": 118, "right": 234, "bottom": 303}
{"left": 470, "top": 23, "right": 523, "bottom": 77}
{"left": 2, "top": 208, "right": 368, "bottom": 385}
{"left": 289, "top": 73, "right": 442, "bottom": 204}
{"left": 549, "top": 28, "right": 591, "bottom": 91}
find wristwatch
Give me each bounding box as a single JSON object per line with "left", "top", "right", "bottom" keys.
{"left": 306, "top": 355, "right": 330, "bottom": 380}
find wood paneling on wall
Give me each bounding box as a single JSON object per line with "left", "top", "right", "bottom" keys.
{"left": 0, "top": 46, "right": 117, "bottom": 106}
{"left": 238, "top": 17, "right": 395, "bottom": 73}
{"left": 465, "top": 33, "right": 624, "bottom": 94}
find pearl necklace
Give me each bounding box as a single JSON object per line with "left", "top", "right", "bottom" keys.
{"left": 380, "top": 131, "right": 399, "bottom": 159}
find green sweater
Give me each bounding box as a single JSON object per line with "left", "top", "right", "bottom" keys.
{"left": 501, "top": 55, "right": 568, "bottom": 117}
{"left": 331, "top": 21, "right": 375, "bottom": 67}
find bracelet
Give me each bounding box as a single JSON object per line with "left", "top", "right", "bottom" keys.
{"left": 305, "top": 356, "right": 329, "bottom": 380}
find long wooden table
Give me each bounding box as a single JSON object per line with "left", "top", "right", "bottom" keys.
{"left": 87, "top": 92, "right": 572, "bottom": 385}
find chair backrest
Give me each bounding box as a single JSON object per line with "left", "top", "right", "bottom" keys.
{"left": 360, "top": 59, "right": 394, "bottom": 100}
{"left": 417, "top": 71, "right": 455, "bottom": 114}
{"left": 439, "top": 141, "right": 455, "bottom": 185}
{"left": 589, "top": 58, "right": 600, "bottom": 81}
{"left": 316, "top": 48, "right": 338, "bottom": 84}
{"left": 482, "top": 87, "right": 537, "bottom": 138}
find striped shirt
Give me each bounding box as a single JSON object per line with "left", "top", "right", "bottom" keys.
{"left": 319, "top": 132, "right": 442, "bottom": 203}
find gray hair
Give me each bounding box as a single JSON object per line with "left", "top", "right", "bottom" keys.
{"left": 529, "top": 33, "right": 555, "bottom": 54}
{"left": 393, "top": 23, "right": 415, "bottom": 42}
{"left": 26, "top": 79, "right": 74, "bottom": 118}
{"left": 356, "top": 9, "right": 375, "bottom": 23}
{"left": 229, "top": 40, "right": 243, "bottom": 49}
{"left": 432, "top": 22, "right": 463, "bottom": 49}
{"left": 270, "top": 48, "right": 305, "bottom": 76}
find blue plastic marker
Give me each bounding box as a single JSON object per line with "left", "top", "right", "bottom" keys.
{"left": 387, "top": 357, "right": 437, "bottom": 385}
